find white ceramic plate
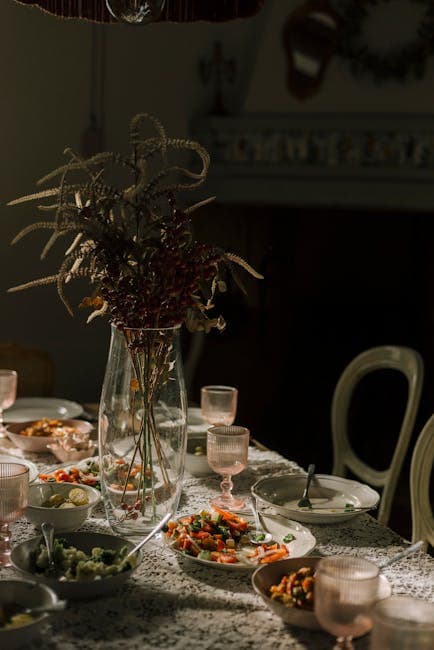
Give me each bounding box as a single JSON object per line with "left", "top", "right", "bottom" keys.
{"left": 4, "top": 398, "right": 83, "bottom": 423}
{"left": 252, "top": 474, "right": 380, "bottom": 524}
{"left": 0, "top": 454, "right": 39, "bottom": 484}
{"left": 165, "top": 511, "right": 316, "bottom": 571}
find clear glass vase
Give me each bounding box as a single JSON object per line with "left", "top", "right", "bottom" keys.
{"left": 98, "top": 323, "right": 187, "bottom": 537}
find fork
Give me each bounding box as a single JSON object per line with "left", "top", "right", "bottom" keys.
{"left": 297, "top": 463, "right": 316, "bottom": 508}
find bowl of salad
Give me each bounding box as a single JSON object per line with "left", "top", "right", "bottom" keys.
{"left": 251, "top": 556, "right": 322, "bottom": 630}
{"left": 0, "top": 579, "right": 61, "bottom": 649}
{"left": 10, "top": 532, "right": 142, "bottom": 600}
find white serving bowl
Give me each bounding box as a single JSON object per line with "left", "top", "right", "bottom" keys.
{"left": 185, "top": 432, "right": 212, "bottom": 476}
{"left": 6, "top": 419, "right": 94, "bottom": 454}
{"left": 0, "top": 579, "right": 60, "bottom": 650}
{"left": 11, "top": 532, "right": 142, "bottom": 601}
{"left": 24, "top": 482, "right": 100, "bottom": 532}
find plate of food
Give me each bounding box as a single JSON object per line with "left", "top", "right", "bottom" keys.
{"left": 251, "top": 474, "right": 380, "bottom": 524}
{"left": 38, "top": 457, "right": 100, "bottom": 489}
{"left": 163, "top": 507, "right": 316, "bottom": 570}
{"left": 6, "top": 419, "right": 94, "bottom": 454}
{"left": 4, "top": 398, "right": 83, "bottom": 423}
{"left": 0, "top": 455, "right": 39, "bottom": 484}
{"left": 10, "top": 531, "right": 142, "bottom": 600}
{"left": 38, "top": 456, "right": 158, "bottom": 495}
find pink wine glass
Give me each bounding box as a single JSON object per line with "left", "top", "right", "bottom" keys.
{"left": 206, "top": 425, "right": 249, "bottom": 511}
{"left": 0, "top": 369, "right": 17, "bottom": 438}
{"left": 0, "top": 463, "right": 29, "bottom": 567}
{"left": 201, "top": 385, "right": 238, "bottom": 426}
{"left": 314, "top": 555, "right": 380, "bottom": 649}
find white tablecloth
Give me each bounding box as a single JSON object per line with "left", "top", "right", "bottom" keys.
{"left": 1, "top": 446, "right": 433, "bottom": 650}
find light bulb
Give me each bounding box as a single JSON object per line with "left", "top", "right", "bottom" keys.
{"left": 105, "top": 0, "right": 166, "bottom": 25}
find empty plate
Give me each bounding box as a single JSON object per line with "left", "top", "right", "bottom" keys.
{"left": 4, "top": 398, "right": 83, "bottom": 423}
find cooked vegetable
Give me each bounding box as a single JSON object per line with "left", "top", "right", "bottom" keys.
{"left": 0, "top": 604, "right": 36, "bottom": 629}
{"left": 34, "top": 538, "right": 136, "bottom": 581}
{"left": 165, "top": 507, "right": 289, "bottom": 565}
{"left": 41, "top": 487, "right": 89, "bottom": 508}
{"left": 269, "top": 566, "right": 315, "bottom": 609}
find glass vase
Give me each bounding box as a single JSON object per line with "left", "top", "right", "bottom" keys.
{"left": 98, "top": 323, "right": 187, "bottom": 537}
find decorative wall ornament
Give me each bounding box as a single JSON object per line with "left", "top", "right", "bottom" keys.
{"left": 283, "top": 0, "right": 339, "bottom": 100}
{"left": 199, "top": 42, "right": 236, "bottom": 116}
{"left": 15, "top": 0, "right": 265, "bottom": 23}
{"left": 333, "top": 0, "right": 434, "bottom": 81}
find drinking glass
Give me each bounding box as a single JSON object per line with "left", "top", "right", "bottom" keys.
{"left": 206, "top": 425, "right": 249, "bottom": 511}
{"left": 0, "top": 463, "right": 29, "bottom": 567}
{"left": 0, "top": 369, "right": 17, "bottom": 438}
{"left": 370, "top": 595, "right": 434, "bottom": 649}
{"left": 201, "top": 385, "right": 238, "bottom": 426}
{"left": 314, "top": 555, "right": 380, "bottom": 649}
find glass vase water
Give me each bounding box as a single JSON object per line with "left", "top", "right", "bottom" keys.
{"left": 98, "top": 324, "right": 187, "bottom": 537}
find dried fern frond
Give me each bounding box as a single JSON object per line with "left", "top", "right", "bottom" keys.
{"left": 225, "top": 253, "right": 264, "bottom": 279}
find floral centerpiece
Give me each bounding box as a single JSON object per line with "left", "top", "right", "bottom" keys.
{"left": 8, "top": 113, "right": 262, "bottom": 534}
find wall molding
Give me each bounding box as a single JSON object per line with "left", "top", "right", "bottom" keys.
{"left": 190, "top": 113, "right": 434, "bottom": 210}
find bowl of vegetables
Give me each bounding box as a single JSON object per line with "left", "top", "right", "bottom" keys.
{"left": 10, "top": 532, "right": 142, "bottom": 600}
{"left": 24, "top": 482, "right": 100, "bottom": 532}
{"left": 6, "top": 419, "right": 93, "bottom": 454}
{"left": 0, "top": 579, "right": 61, "bottom": 649}
{"left": 251, "top": 556, "right": 321, "bottom": 630}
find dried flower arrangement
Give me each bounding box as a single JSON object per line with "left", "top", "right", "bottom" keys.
{"left": 7, "top": 113, "right": 263, "bottom": 530}
{"left": 8, "top": 113, "right": 262, "bottom": 333}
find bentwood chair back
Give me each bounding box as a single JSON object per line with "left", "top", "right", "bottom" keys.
{"left": 0, "top": 342, "right": 55, "bottom": 397}
{"left": 410, "top": 414, "right": 434, "bottom": 552}
{"left": 331, "top": 346, "right": 423, "bottom": 525}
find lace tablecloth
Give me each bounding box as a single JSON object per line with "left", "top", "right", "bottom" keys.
{"left": 1, "top": 445, "right": 433, "bottom": 650}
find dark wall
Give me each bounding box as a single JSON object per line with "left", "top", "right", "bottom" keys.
{"left": 190, "top": 203, "right": 434, "bottom": 538}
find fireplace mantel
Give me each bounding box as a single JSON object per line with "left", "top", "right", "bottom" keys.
{"left": 190, "top": 113, "right": 434, "bottom": 210}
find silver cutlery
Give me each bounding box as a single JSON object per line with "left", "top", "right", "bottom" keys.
{"left": 297, "top": 463, "right": 315, "bottom": 509}
{"left": 377, "top": 540, "right": 424, "bottom": 570}
{"left": 41, "top": 521, "right": 55, "bottom": 575}
{"left": 248, "top": 497, "right": 272, "bottom": 545}
{"left": 126, "top": 511, "right": 172, "bottom": 562}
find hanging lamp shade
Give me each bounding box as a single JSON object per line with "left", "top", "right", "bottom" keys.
{"left": 14, "top": 1, "right": 265, "bottom": 23}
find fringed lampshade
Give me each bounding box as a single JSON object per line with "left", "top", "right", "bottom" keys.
{"left": 15, "top": 1, "right": 265, "bottom": 23}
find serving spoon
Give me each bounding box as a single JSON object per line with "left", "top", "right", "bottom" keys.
{"left": 248, "top": 497, "right": 273, "bottom": 545}
{"left": 41, "top": 521, "right": 55, "bottom": 575}
{"left": 125, "top": 511, "right": 172, "bottom": 562}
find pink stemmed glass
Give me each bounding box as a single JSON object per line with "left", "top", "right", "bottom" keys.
{"left": 206, "top": 425, "right": 249, "bottom": 511}
{"left": 0, "top": 369, "right": 17, "bottom": 438}
{"left": 0, "top": 463, "right": 29, "bottom": 567}
{"left": 314, "top": 556, "right": 380, "bottom": 649}
{"left": 201, "top": 385, "right": 238, "bottom": 426}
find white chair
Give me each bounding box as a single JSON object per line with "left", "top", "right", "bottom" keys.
{"left": 410, "top": 414, "right": 434, "bottom": 552}
{"left": 331, "top": 346, "right": 424, "bottom": 525}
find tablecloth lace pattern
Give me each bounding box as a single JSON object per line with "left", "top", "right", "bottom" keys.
{"left": 1, "top": 447, "right": 433, "bottom": 650}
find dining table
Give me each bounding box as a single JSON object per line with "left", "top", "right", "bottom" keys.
{"left": 1, "top": 434, "right": 433, "bottom": 650}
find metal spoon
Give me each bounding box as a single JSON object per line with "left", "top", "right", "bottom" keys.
{"left": 125, "top": 511, "right": 172, "bottom": 562}
{"left": 248, "top": 497, "right": 272, "bottom": 545}
{"left": 41, "top": 521, "right": 55, "bottom": 575}
{"left": 25, "top": 600, "right": 67, "bottom": 615}
{"left": 297, "top": 463, "right": 316, "bottom": 509}
{"left": 377, "top": 540, "right": 424, "bottom": 570}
